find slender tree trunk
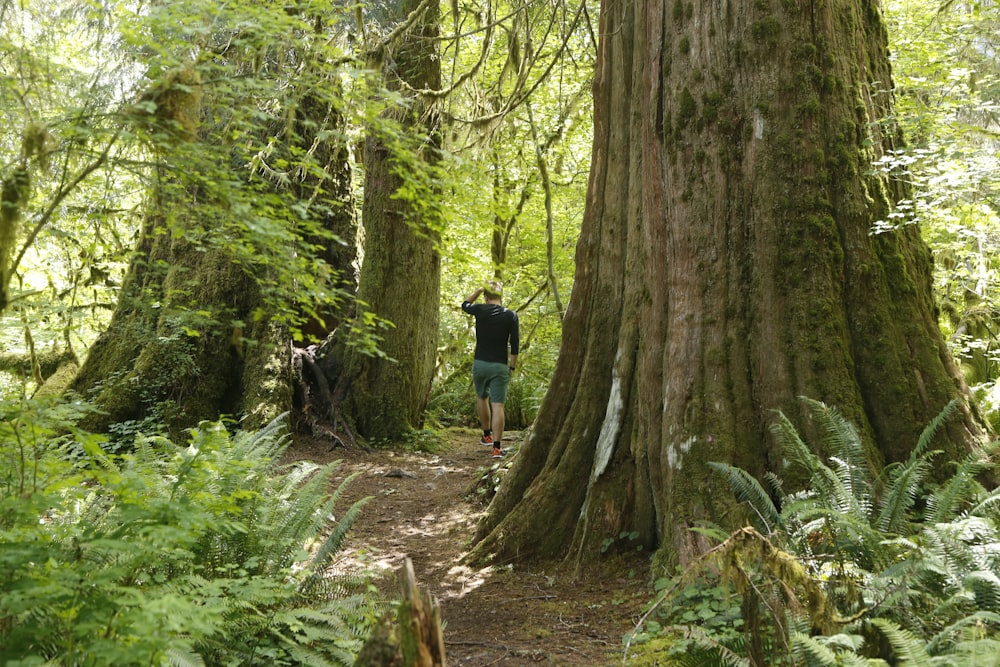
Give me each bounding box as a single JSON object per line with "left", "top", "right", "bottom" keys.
{"left": 340, "top": 0, "right": 442, "bottom": 441}
{"left": 471, "top": 0, "right": 987, "bottom": 569}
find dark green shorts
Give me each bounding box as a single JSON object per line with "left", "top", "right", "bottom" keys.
{"left": 472, "top": 360, "right": 511, "bottom": 403}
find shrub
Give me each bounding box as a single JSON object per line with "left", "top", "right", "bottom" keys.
{"left": 625, "top": 398, "right": 1000, "bottom": 665}
{"left": 0, "top": 399, "right": 381, "bottom": 666}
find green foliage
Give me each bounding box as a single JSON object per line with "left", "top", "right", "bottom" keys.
{"left": 626, "top": 399, "right": 1000, "bottom": 665}
{"left": 0, "top": 0, "right": 384, "bottom": 399}
{"left": 883, "top": 1, "right": 1000, "bottom": 424}
{"left": 0, "top": 400, "right": 381, "bottom": 665}
{"left": 431, "top": 0, "right": 596, "bottom": 426}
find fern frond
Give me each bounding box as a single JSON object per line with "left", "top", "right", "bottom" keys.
{"left": 763, "top": 472, "right": 785, "bottom": 504}
{"left": 791, "top": 631, "right": 840, "bottom": 666}
{"left": 876, "top": 457, "right": 932, "bottom": 534}
{"left": 825, "top": 456, "right": 870, "bottom": 519}
{"left": 929, "top": 447, "right": 996, "bottom": 522}
{"left": 769, "top": 409, "right": 818, "bottom": 478}
{"left": 969, "top": 487, "right": 1000, "bottom": 517}
{"left": 268, "top": 464, "right": 340, "bottom": 554}
{"left": 669, "top": 626, "right": 751, "bottom": 667}
{"left": 965, "top": 570, "right": 1000, "bottom": 611}
{"left": 949, "top": 636, "right": 1000, "bottom": 665}
{"left": 707, "top": 461, "right": 780, "bottom": 534}
{"left": 814, "top": 631, "right": 883, "bottom": 663}
{"left": 231, "top": 414, "right": 292, "bottom": 465}
{"left": 868, "top": 618, "right": 935, "bottom": 667}
{"left": 913, "top": 399, "right": 960, "bottom": 460}
{"left": 308, "top": 495, "right": 373, "bottom": 574}
{"left": 163, "top": 642, "right": 206, "bottom": 667}
{"left": 325, "top": 467, "right": 361, "bottom": 519}
{"left": 926, "top": 610, "right": 1000, "bottom": 655}
{"left": 802, "top": 397, "right": 868, "bottom": 477}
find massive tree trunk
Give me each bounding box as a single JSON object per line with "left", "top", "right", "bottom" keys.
{"left": 338, "top": 0, "right": 442, "bottom": 441}
{"left": 72, "top": 49, "right": 357, "bottom": 437}
{"left": 471, "top": 0, "right": 987, "bottom": 568}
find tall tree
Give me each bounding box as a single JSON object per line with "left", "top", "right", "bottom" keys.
{"left": 69, "top": 2, "right": 359, "bottom": 436}
{"left": 336, "top": 0, "right": 443, "bottom": 441}
{"left": 471, "top": 0, "right": 988, "bottom": 568}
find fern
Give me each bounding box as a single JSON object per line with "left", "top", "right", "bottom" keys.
{"left": 769, "top": 409, "right": 816, "bottom": 477}
{"left": 868, "top": 618, "right": 935, "bottom": 667}
{"left": 790, "top": 631, "right": 841, "bottom": 666}
{"left": 965, "top": 571, "right": 1000, "bottom": 611}
{"left": 925, "top": 610, "right": 1000, "bottom": 655}
{"left": 928, "top": 447, "right": 996, "bottom": 523}
{"left": 804, "top": 398, "right": 870, "bottom": 482}
{"left": 1, "top": 409, "right": 379, "bottom": 666}
{"left": 876, "top": 456, "right": 932, "bottom": 534}
{"left": 308, "top": 494, "right": 372, "bottom": 574}
{"left": 707, "top": 461, "right": 780, "bottom": 534}
{"left": 913, "top": 398, "right": 961, "bottom": 460}
{"left": 164, "top": 642, "right": 206, "bottom": 667}
{"left": 685, "top": 398, "right": 1000, "bottom": 666}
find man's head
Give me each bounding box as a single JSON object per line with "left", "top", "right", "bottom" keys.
{"left": 483, "top": 280, "right": 503, "bottom": 302}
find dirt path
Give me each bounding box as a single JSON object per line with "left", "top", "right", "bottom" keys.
{"left": 286, "top": 428, "right": 651, "bottom": 666}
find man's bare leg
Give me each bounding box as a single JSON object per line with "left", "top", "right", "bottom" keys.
{"left": 491, "top": 402, "right": 505, "bottom": 448}
{"left": 477, "top": 395, "right": 493, "bottom": 443}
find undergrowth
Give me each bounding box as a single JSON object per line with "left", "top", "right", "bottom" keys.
{"left": 0, "top": 397, "right": 383, "bottom": 666}
{"left": 625, "top": 398, "right": 1000, "bottom": 666}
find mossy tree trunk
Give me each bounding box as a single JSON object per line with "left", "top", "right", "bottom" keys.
{"left": 471, "top": 0, "right": 988, "bottom": 569}
{"left": 72, "top": 56, "right": 357, "bottom": 437}
{"left": 71, "top": 194, "right": 279, "bottom": 436}
{"left": 338, "top": 0, "right": 442, "bottom": 441}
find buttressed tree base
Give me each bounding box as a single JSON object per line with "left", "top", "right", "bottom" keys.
{"left": 471, "top": 0, "right": 988, "bottom": 570}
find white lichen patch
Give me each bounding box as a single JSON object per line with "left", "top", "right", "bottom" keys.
{"left": 666, "top": 436, "right": 696, "bottom": 471}
{"left": 591, "top": 367, "right": 623, "bottom": 481}
{"left": 754, "top": 108, "right": 765, "bottom": 139}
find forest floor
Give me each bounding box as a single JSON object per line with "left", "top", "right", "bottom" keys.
{"left": 285, "top": 427, "right": 653, "bottom": 666}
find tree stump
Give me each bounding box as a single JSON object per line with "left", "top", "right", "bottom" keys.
{"left": 353, "top": 557, "right": 446, "bottom": 667}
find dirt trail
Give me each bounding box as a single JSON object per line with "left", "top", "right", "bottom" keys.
{"left": 286, "top": 428, "right": 651, "bottom": 666}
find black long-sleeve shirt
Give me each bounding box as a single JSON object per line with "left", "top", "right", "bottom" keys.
{"left": 461, "top": 302, "right": 519, "bottom": 364}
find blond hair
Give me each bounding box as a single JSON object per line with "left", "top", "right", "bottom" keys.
{"left": 483, "top": 280, "right": 503, "bottom": 299}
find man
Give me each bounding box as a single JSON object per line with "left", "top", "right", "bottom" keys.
{"left": 462, "top": 280, "right": 519, "bottom": 458}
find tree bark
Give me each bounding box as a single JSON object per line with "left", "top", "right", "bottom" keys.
{"left": 471, "top": 0, "right": 987, "bottom": 569}
{"left": 339, "top": 0, "right": 442, "bottom": 441}
{"left": 71, "top": 52, "right": 357, "bottom": 437}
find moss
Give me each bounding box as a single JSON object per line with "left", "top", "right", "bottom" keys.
{"left": 672, "top": 0, "right": 683, "bottom": 21}
{"left": 677, "top": 88, "right": 697, "bottom": 129}
{"left": 733, "top": 40, "right": 747, "bottom": 66}
{"left": 809, "top": 147, "right": 826, "bottom": 164}
{"left": 807, "top": 64, "right": 823, "bottom": 87}
{"left": 751, "top": 18, "right": 781, "bottom": 46}
{"left": 794, "top": 42, "right": 818, "bottom": 61}
{"left": 799, "top": 97, "right": 821, "bottom": 118}
{"left": 679, "top": 35, "right": 690, "bottom": 54}
{"left": 701, "top": 93, "right": 722, "bottom": 125}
